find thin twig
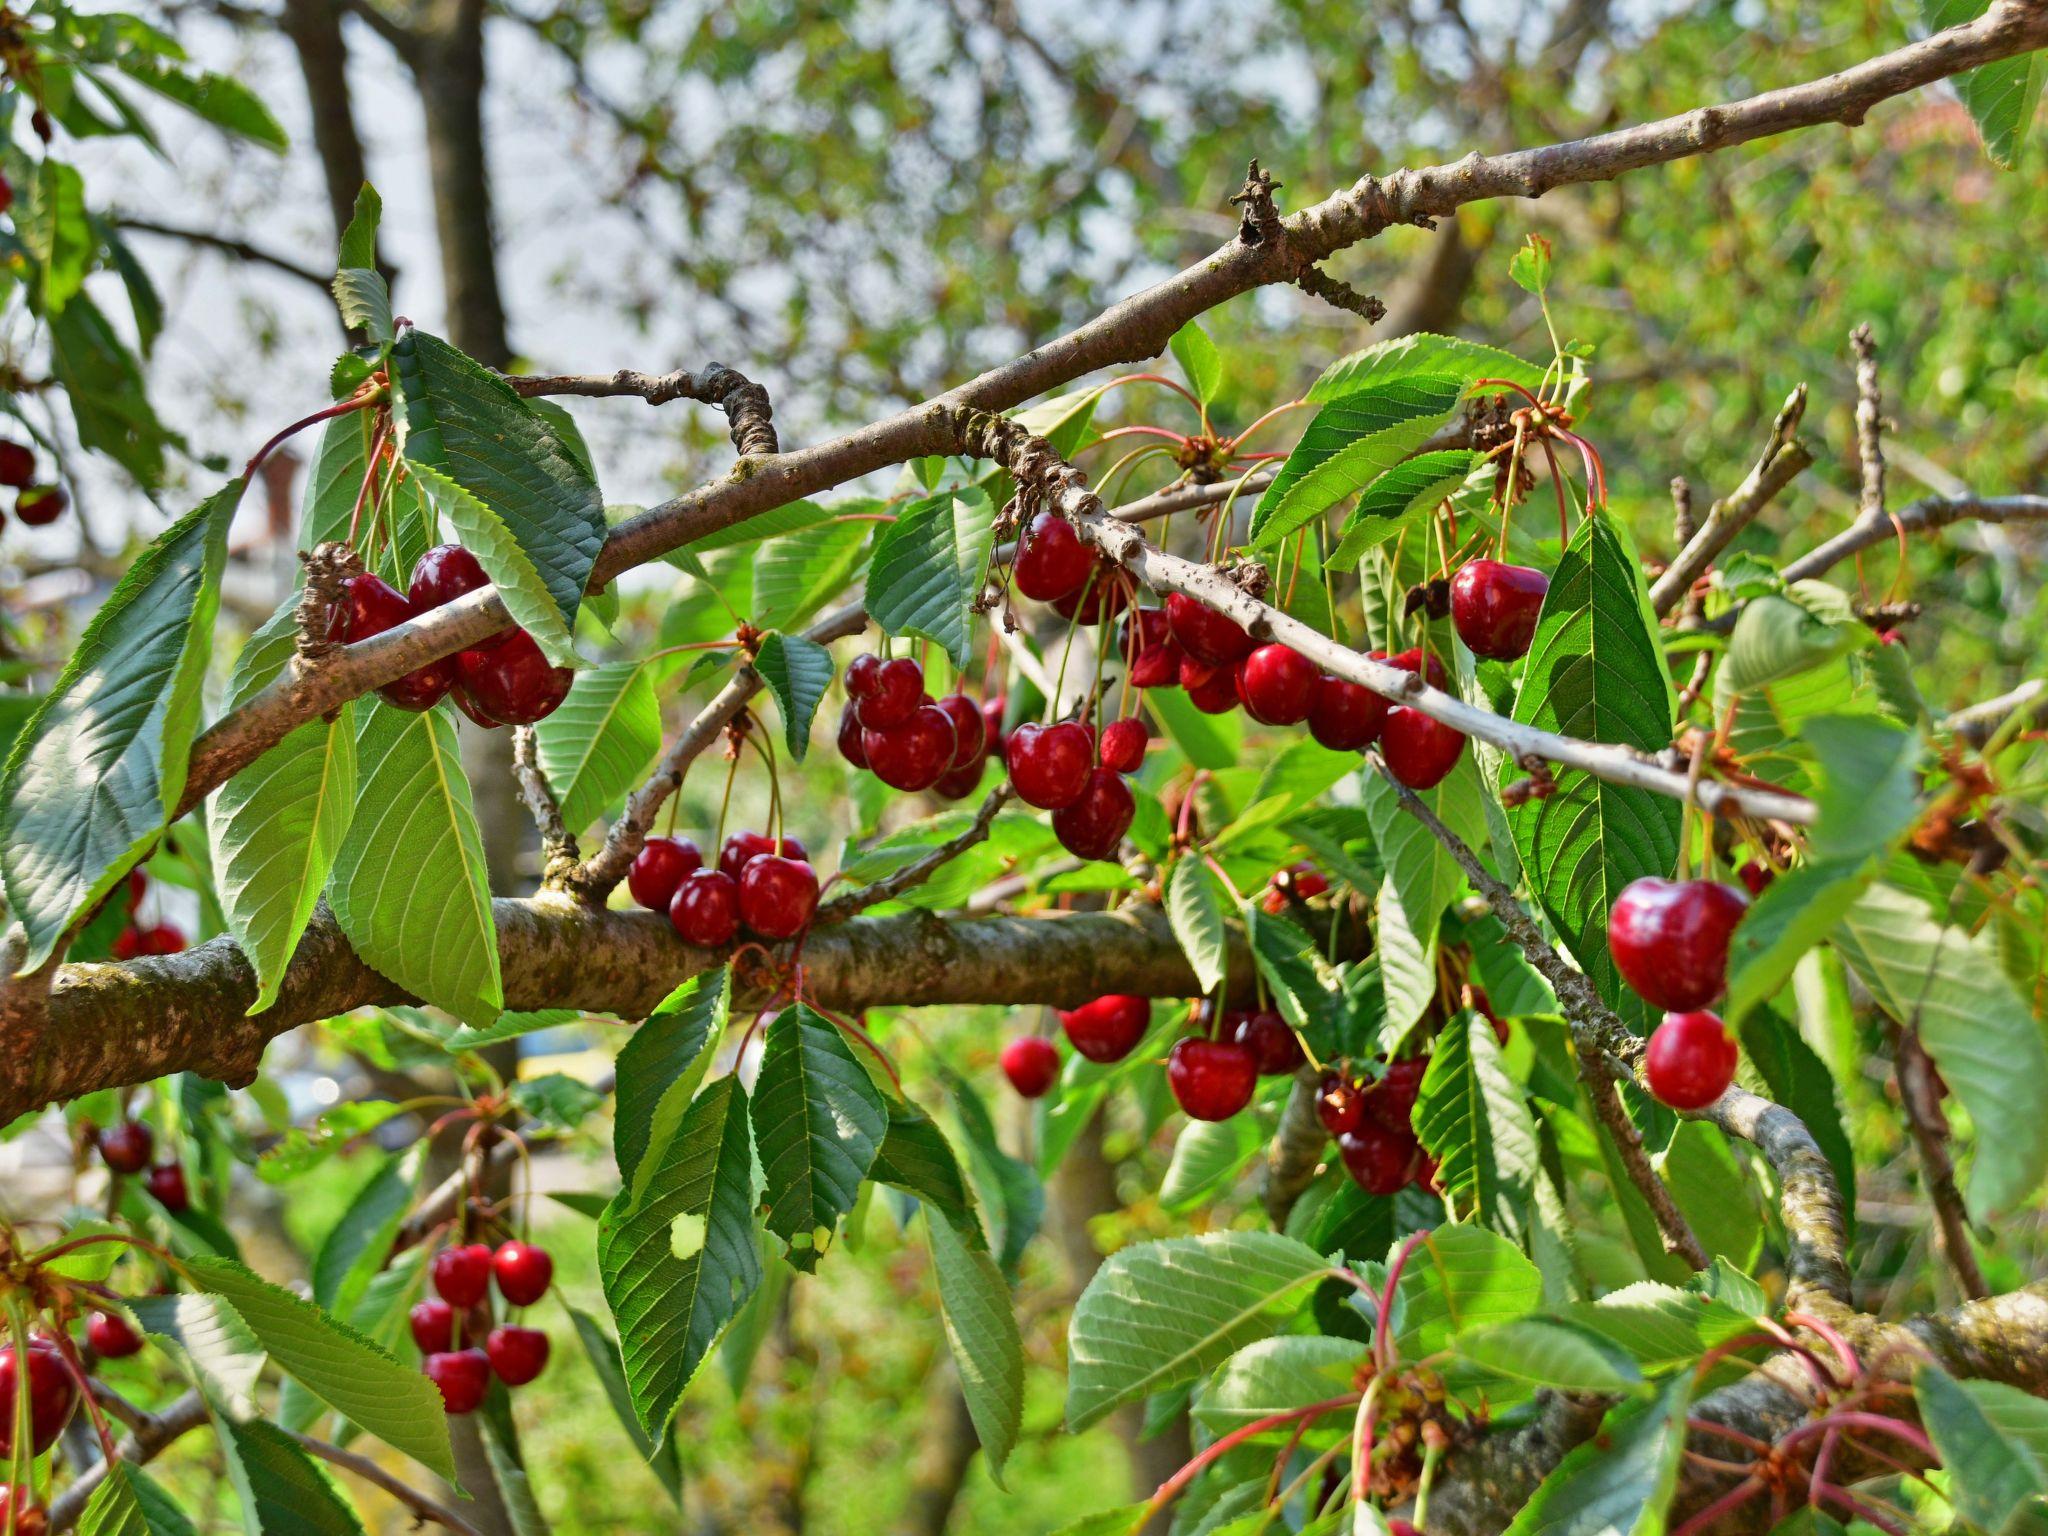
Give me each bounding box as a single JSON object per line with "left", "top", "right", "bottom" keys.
{"left": 1779, "top": 493, "right": 2048, "bottom": 584}
{"left": 1850, "top": 324, "right": 1887, "bottom": 521}
{"left": 814, "top": 785, "right": 1014, "bottom": 924}
{"left": 1580, "top": 1049, "right": 1711, "bottom": 1270}
{"left": 1649, "top": 386, "right": 1811, "bottom": 617}
{"left": 506, "top": 363, "right": 777, "bottom": 457}
{"left": 288, "top": 1429, "right": 487, "bottom": 1535}
{"left": 1944, "top": 678, "right": 2046, "bottom": 747}
{"left": 512, "top": 724, "right": 580, "bottom": 880}
{"left": 1887, "top": 1022, "right": 1989, "bottom": 1300}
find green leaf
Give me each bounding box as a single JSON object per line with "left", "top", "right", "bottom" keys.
{"left": 1159, "top": 1113, "right": 1267, "bottom": 1213}
{"left": 865, "top": 488, "right": 995, "bottom": 668}
{"left": 1363, "top": 755, "right": 1487, "bottom": 1029}
{"left": 598, "top": 1074, "right": 762, "bottom": 1436}
{"left": 532, "top": 660, "right": 661, "bottom": 830}
{"left": 1502, "top": 1374, "right": 1692, "bottom": 1536}
{"left": 1149, "top": 681, "right": 1242, "bottom": 770}
{"left": 753, "top": 518, "right": 871, "bottom": 632}
{"left": 615, "top": 969, "right": 729, "bottom": 1202}
{"left": 1415, "top": 1014, "right": 1542, "bottom": 1238}
{"left": 331, "top": 269, "right": 394, "bottom": 345}
{"left": 25, "top": 159, "right": 90, "bottom": 313}
{"left": 1803, "top": 715, "right": 1920, "bottom": 862}
{"left": 298, "top": 411, "right": 378, "bottom": 551}
{"left": 223, "top": 1420, "right": 366, "bottom": 1535}
{"left": 1195, "top": 1335, "right": 1362, "bottom": 1435}
{"left": 1165, "top": 856, "right": 1230, "bottom": 995}
{"left": 77, "top": 1464, "right": 197, "bottom": 1536}
{"left": 750, "top": 1004, "right": 888, "bottom": 1271}
{"left": 1722, "top": 855, "right": 1873, "bottom": 1026}
{"left": 1921, "top": 0, "right": 2045, "bottom": 166}
{"left": 928, "top": 1209, "right": 1024, "bottom": 1484}
{"left": 1170, "top": 320, "right": 1223, "bottom": 404}
{"left": 1508, "top": 235, "right": 1554, "bottom": 297}
{"left": 1454, "top": 1318, "right": 1642, "bottom": 1394}
{"left": 753, "top": 632, "right": 835, "bottom": 762}
{"left": 1328, "top": 450, "right": 1478, "bottom": 571}
{"left": 337, "top": 183, "right": 381, "bottom": 270}
{"left": 945, "top": 1069, "right": 1043, "bottom": 1279}
{"left": 1507, "top": 510, "right": 1680, "bottom": 1026}
{"left": 48, "top": 293, "right": 167, "bottom": 485}
{"left": 1, "top": 479, "right": 241, "bottom": 967}
{"left": 391, "top": 328, "right": 607, "bottom": 664}
{"left": 1916, "top": 1364, "right": 2048, "bottom": 1533}
{"left": 1386, "top": 1225, "right": 1545, "bottom": 1359}
{"left": 328, "top": 701, "right": 502, "bottom": 1027}
{"left": 1064, "top": 1231, "right": 1328, "bottom": 1430}
{"left": 1307, "top": 333, "right": 1547, "bottom": 404}
{"left": 209, "top": 608, "right": 357, "bottom": 1012}
{"left": 567, "top": 1307, "right": 683, "bottom": 1501}
{"left": 182, "top": 1254, "right": 454, "bottom": 1478}
{"left": 1834, "top": 883, "right": 2048, "bottom": 1217}
{"left": 310, "top": 1147, "right": 419, "bottom": 1315}
{"left": 127, "top": 1290, "right": 266, "bottom": 1413}
{"left": 113, "top": 55, "right": 289, "bottom": 149}
{"left": 871, "top": 1100, "right": 981, "bottom": 1236}
{"left": 1251, "top": 375, "right": 1467, "bottom": 549}
{"left": 1561, "top": 1281, "right": 1760, "bottom": 1370}
{"left": 1715, "top": 591, "right": 1862, "bottom": 702}
{"left": 446, "top": 1008, "right": 581, "bottom": 1051}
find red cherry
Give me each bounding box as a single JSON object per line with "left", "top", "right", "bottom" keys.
{"left": 0, "top": 1340, "right": 75, "bottom": 1457}
{"left": 628, "top": 836, "right": 702, "bottom": 913}
{"left": 1645, "top": 1010, "right": 1739, "bottom": 1109}
{"left": 932, "top": 759, "right": 988, "bottom": 800}
{"left": 14, "top": 485, "right": 67, "bottom": 527}
{"left": 1235, "top": 644, "right": 1317, "bottom": 725}
{"left": 87, "top": 1312, "right": 143, "bottom": 1359}
{"left": 408, "top": 544, "right": 513, "bottom": 646}
{"left": 1315, "top": 1076, "right": 1366, "bottom": 1137}
{"left": 332, "top": 573, "right": 457, "bottom": 712}
{"left": 1052, "top": 766, "right": 1135, "bottom": 861}
{"left": 456, "top": 630, "right": 571, "bottom": 725}
{"left": 979, "top": 696, "right": 1007, "bottom": 761}
{"left": 1166, "top": 1038, "right": 1258, "bottom": 1122}
{"left": 1058, "top": 995, "right": 1150, "bottom": 1064}
{"left": 1000, "top": 1036, "right": 1061, "bottom": 1098}
{"left": 670, "top": 869, "right": 741, "bottom": 947}
{"left": 853, "top": 657, "right": 924, "bottom": 730}
{"left": 0, "top": 1483, "right": 45, "bottom": 1536}
{"left": 1366, "top": 1058, "right": 1427, "bottom": 1133}
{"left": 934, "top": 694, "right": 989, "bottom": 772}
{"left": 1052, "top": 563, "right": 1130, "bottom": 625}
{"left": 1180, "top": 656, "right": 1239, "bottom": 714}
{"left": 1381, "top": 707, "right": 1465, "bottom": 789}
{"left": 1166, "top": 592, "right": 1253, "bottom": 668}
{"left": 409, "top": 1298, "right": 456, "bottom": 1355}
{"left": 739, "top": 855, "right": 819, "bottom": 939}
{"left": 1261, "top": 860, "right": 1329, "bottom": 914}
{"left": 1450, "top": 560, "right": 1549, "bottom": 660}
{"left": 1737, "top": 860, "right": 1774, "bottom": 897}
{"left": 1005, "top": 721, "right": 1093, "bottom": 809}
{"left": 1014, "top": 512, "right": 1094, "bottom": 601}
{"left": 718, "top": 830, "right": 807, "bottom": 880}
{"left": 864, "top": 702, "right": 956, "bottom": 791}
{"left": 1099, "top": 717, "right": 1148, "bottom": 774}
{"left": 486, "top": 1326, "right": 550, "bottom": 1387}
{"left": 1878, "top": 629, "right": 1904, "bottom": 647}
{"left": 424, "top": 1349, "right": 491, "bottom": 1415}
{"left": 1230, "top": 1009, "right": 1304, "bottom": 1075}
{"left": 836, "top": 702, "right": 871, "bottom": 768}
{"left": 98, "top": 1121, "right": 154, "bottom": 1174}
{"left": 845, "top": 653, "right": 883, "bottom": 700}
{"left": 450, "top": 685, "right": 505, "bottom": 729}
{"left": 111, "top": 926, "right": 147, "bottom": 960}
{"left": 137, "top": 924, "right": 186, "bottom": 955}
{"left": 145, "top": 1163, "right": 189, "bottom": 1212}
{"left": 1339, "top": 1122, "right": 1421, "bottom": 1195}
{"left": 0, "top": 441, "right": 35, "bottom": 488}
{"left": 1607, "top": 877, "right": 1749, "bottom": 1012}
{"left": 1389, "top": 1523, "right": 1422, "bottom": 1536}
{"left": 492, "top": 1241, "right": 554, "bottom": 1306}
{"left": 1309, "top": 674, "right": 1388, "bottom": 751}
{"left": 1385, "top": 647, "right": 1449, "bottom": 689}
{"left": 124, "top": 868, "right": 147, "bottom": 913}
{"left": 430, "top": 1244, "right": 494, "bottom": 1308}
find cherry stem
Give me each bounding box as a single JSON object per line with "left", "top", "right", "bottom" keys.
{"left": 1815, "top": 1482, "right": 1911, "bottom": 1536}
{"left": 1089, "top": 425, "right": 1192, "bottom": 450}
{"left": 245, "top": 387, "right": 383, "bottom": 481}
{"left": 1778, "top": 1411, "right": 1932, "bottom": 1460}
{"left": 1145, "top": 1396, "right": 1361, "bottom": 1519}
{"left": 1349, "top": 1376, "right": 1383, "bottom": 1506}
{"left": 1096, "top": 372, "right": 1204, "bottom": 413}
{"left": 1783, "top": 1310, "right": 1864, "bottom": 1384}
{"left": 1227, "top": 399, "right": 1308, "bottom": 456}
{"left": 1669, "top": 1476, "right": 1764, "bottom": 1536}
{"left": 1372, "top": 1233, "right": 1427, "bottom": 1376}
{"left": 345, "top": 414, "right": 391, "bottom": 548}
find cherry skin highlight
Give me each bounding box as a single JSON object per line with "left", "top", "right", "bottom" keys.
{"left": 739, "top": 855, "right": 819, "bottom": 939}
{"left": 1099, "top": 716, "right": 1148, "bottom": 774}
{"left": 864, "top": 701, "right": 956, "bottom": 791}
{"left": 87, "top": 1312, "right": 143, "bottom": 1359}
{"left": 628, "top": 836, "right": 702, "bottom": 913}
{"left": 718, "top": 830, "right": 807, "bottom": 880}
{"left": 1235, "top": 644, "right": 1317, "bottom": 725}
{"left": 431, "top": 1243, "right": 494, "bottom": 1308}
{"left": 424, "top": 1349, "right": 492, "bottom": 1415}
{"left": 1230, "top": 1009, "right": 1305, "bottom": 1075}
{"left": 854, "top": 657, "right": 924, "bottom": 730}
{"left": 492, "top": 1241, "right": 554, "bottom": 1306}
{"left": 1381, "top": 706, "right": 1466, "bottom": 789}
{"left": 1000, "top": 1036, "right": 1061, "bottom": 1098}
{"left": 1014, "top": 512, "right": 1093, "bottom": 601}
{"left": 1339, "top": 1123, "right": 1421, "bottom": 1195}
{"left": 671, "top": 869, "right": 741, "bottom": 947}
{"left": 0, "top": 1340, "right": 75, "bottom": 1457}
{"left": 1006, "top": 721, "right": 1093, "bottom": 809}
{"left": 457, "top": 629, "right": 572, "bottom": 725}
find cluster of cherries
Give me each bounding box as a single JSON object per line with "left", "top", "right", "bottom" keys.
{"left": 95, "top": 1118, "right": 191, "bottom": 1212}
{"left": 107, "top": 869, "right": 187, "bottom": 961}
{"left": 836, "top": 653, "right": 1002, "bottom": 799}
{"left": 0, "top": 438, "right": 66, "bottom": 528}
{"left": 1609, "top": 874, "right": 1753, "bottom": 1108}
{"left": 333, "top": 542, "right": 573, "bottom": 727}
{"left": 412, "top": 1239, "right": 555, "bottom": 1414}
{"left": 628, "top": 828, "right": 820, "bottom": 946}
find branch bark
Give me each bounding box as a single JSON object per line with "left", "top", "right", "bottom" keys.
{"left": 508, "top": 364, "right": 778, "bottom": 458}
{"left": 1648, "top": 385, "right": 1812, "bottom": 617}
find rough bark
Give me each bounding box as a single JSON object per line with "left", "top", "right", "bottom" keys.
{"left": 277, "top": 0, "right": 382, "bottom": 274}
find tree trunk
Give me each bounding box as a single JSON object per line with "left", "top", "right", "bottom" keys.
{"left": 407, "top": 0, "right": 511, "bottom": 369}
{"left": 276, "top": 0, "right": 382, "bottom": 277}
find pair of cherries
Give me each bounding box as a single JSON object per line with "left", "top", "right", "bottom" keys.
{"left": 94, "top": 1121, "right": 191, "bottom": 1210}
{"left": 838, "top": 655, "right": 997, "bottom": 798}
{"left": 1609, "top": 876, "right": 1751, "bottom": 1109}
{"left": 1000, "top": 993, "right": 1158, "bottom": 1100}
{"left": 416, "top": 1241, "right": 554, "bottom": 1413}
{"left": 332, "top": 543, "right": 572, "bottom": 725}
{"left": 1316, "top": 1058, "right": 1433, "bottom": 1196}
{"left": 1, "top": 439, "right": 65, "bottom": 528}
{"left": 629, "top": 830, "right": 820, "bottom": 946}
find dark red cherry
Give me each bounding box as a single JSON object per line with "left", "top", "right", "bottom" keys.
{"left": 718, "top": 830, "right": 807, "bottom": 880}
{"left": 14, "top": 485, "right": 67, "bottom": 527}
{"left": 111, "top": 925, "right": 147, "bottom": 960}
{"left": 1014, "top": 512, "right": 1094, "bottom": 602}
{"left": 486, "top": 1326, "right": 550, "bottom": 1387}
{"left": 1181, "top": 656, "right": 1239, "bottom": 715}
{"left": 1451, "top": 559, "right": 1549, "bottom": 660}
{"left": 1260, "top": 860, "right": 1329, "bottom": 914}
{"left": 492, "top": 1241, "right": 554, "bottom": 1306}
{"left": 1381, "top": 707, "right": 1465, "bottom": 789}
{"left": 1315, "top": 1075, "right": 1366, "bottom": 1137}
{"left": 450, "top": 686, "right": 505, "bottom": 729}
{"left": 0, "top": 1340, "right": 75, "bottom": 1457}
{"left": 1339, "top": 1123, "right": 1421, "bottom": 1195}
{"left": 1737, "top": 860, "right": 1774, "bottom": 897}
{"left": 1058, "top": 995, "right": 1150, "bottom": 1064}
{"left": 1385, "top": 647, "right": 1449, "bottom": 689}
{"left": 145, "top": 1163, "right": 189, "bottom": 1212}
{"left": 0, "top": 1482, "right": 45, "bottom": 1536}
{"left": 124, "top": 868, "right": 147, "bottom": 913}
{"left": 1235, "top": 644, "right": 1317, "bottom": 725}
{"left": 1099, "top": 717, "right": 1147, "bottom": 774}
{"left": 456, "top": 630, "right": 571, "bottom": 725}
{"left": 980, "top": 696, "right": 1007, "bottom": 761}
{"left": 932, "top": 759, "right": 988, "bottom": 800}
{"left": 628, "top": 836, "right": 702, "bottom": 913}
{"left": 864, "top": 702, "right": 956, "bottom": 791}
{"left": 410, "top": 1298, "right": 456, "bottom": 1355}
{"left": 1052, "top": 767, "right": 1135, "bottom": 861}
{"left": 854, "top": 657, "right": 924, "bottom": 730}
{"left": 332, "top": 573, "right": 457, "bottom": 711}
{"left": 1309, "top": 674, "right": 1388, "bottom": 751}
{"left": 0, "top": 441, "right": 34, "bottom": 488}
{"left": 1166, "top": 592, "right": 1252, "bottom": 668}
{"left": 1128, "top": 643, "right": 1180, "bottom": 689}
{"left": 670, "top": 869, "right": 740, "bottom": 947}
{"left": 739, "top": 855, "right": 818, "bottom": 939}
{"left": 408, "top": 543, "right": 512, "bottom": 646}
{"left": 1005, "top": 721, "right": 1093, "bottom": 809}
{"left": 1000, "top": 1036, "right": 1061, "bottom": 1097}
{"left": 87, "top": 1312, "right": 142, "bottom": 1359}
{"left": 1166, "top": 1038, "right": 1258, "bottom": 1122}
{"left": 934, "top": 694, "right": 988, "bottom": 772}
{"left": 1645, "top": 1010, "right": 1739, "bottom": 1110}
{"left": 1230, "top": 1009, "right": 1304, "bottom": 1075}
{"left": 97, "top": 1120, "right": 154, "bottom": 1174}
{"left": 1607, "top": 877, "right": 1749, "bottom": 1012}
{"left": 430, "top": 1243, "right": 494, "bottom": 1308}
{"left": 836, "top": 702, "right": 871, "bottom": 768}
{"left": 137, "top": 924, "right": 186, "bottom": 955}
{"left": 1051, "top": 562, "right": 1129, "bottom": 625}
{"left": 1366, "top": 1057, "right": 1428, "bottom": 1133}
{"left": 845, "top": 652, "right": 882, "bottom": 700}
{"left": 424, "top": 1349, "right": 491, "bottom": 1415}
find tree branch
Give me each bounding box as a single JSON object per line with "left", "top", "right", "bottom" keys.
{"left": 1888, "top": 1020, "right": 1989, "bottom": 1300}
{"left": 1779, "top": 492, "right": 2048, "bottom": 584}
{"left": 1648, "top": 385, "right": 1812, "bottom": 617}
{"left": 1850, "top": 322, "right": 1888, "bottom": 521}
{"left": 507, "top": 363, "right": 778, "bottom": 458}
{"left": 46, "top": 1391, "right": 209, "bottom": 1532}
{"left": 813, "top": 784, "right": 1013, "bottom": 924}
{"left": 289, "top": 1428, "right": 486, "bottom": 1535}
{"left": 1577, "top": 1048, "right": 1710, "bottom": 1271}
{"left": 511, "top": 724, "right": 579, "bottom": 881}
{"left": 111, "top": 215, "right": 332, "bottom": 291}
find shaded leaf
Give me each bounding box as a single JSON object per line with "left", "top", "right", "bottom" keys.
{"left": 753, "top": 632, "right": 835, "bottom": 762}
{"left": 533, "top": 660, "right": 661, "bottom": 830}
{"left": 928, "top": 1209, "right": 1023, "bottom": 1484}
{"left": 750, "top": 1005, "right": 888, "bottom": 1271}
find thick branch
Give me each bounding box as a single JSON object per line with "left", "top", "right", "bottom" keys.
{"left": 1648, "top": 385, "right": 1812, "bottom": 617}
{"left": 1851, "top": 322, "right": 1887, "bottom": 521}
